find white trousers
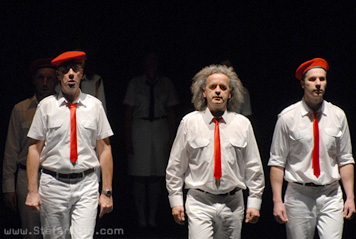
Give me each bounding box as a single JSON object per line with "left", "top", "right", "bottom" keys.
{"left": 39, "top": 172, "right": 99, "bottom": 239}
{"left": 17, "top": 169, "right": 42, "bottom": 239}
{"left": 285, "top": 181, "right": 344, "bottom": 239}
{"left": 186, "top": 189, "right": 244, "bottom": 239}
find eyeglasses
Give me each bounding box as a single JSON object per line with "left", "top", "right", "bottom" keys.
{"left": 58, "top": 64, "right": 82, "bottom": 74}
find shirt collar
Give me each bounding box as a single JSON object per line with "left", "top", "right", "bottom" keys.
{"left": 203, "top": 108, "right": 228, "bottom": 124}
{"left": 57, "top": 90, "right": 86, "bottom": 107}
{"left": 301, "top": 97, "right": 326, "bottom": 117}
{"left": 28, "top": 95, "right": 38, "bottom": 109}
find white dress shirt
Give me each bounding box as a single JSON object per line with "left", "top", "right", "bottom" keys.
{"left": 28, "top": 91, "right": 113, "bottom": 173}
{"left": 123, "top": 74, "right": 179, "bottom": 119}
{"left": 3, "top": 95, "right": 38, "bottom": 193}
{"left": 268, "top": 98, "right": 354, "bottom": 185}
{"left": 166, "top": 108, "right": 264, "bottom": 209}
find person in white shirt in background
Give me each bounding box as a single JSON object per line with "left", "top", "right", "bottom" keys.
{"left": 166, "top": 64, "right": 264, "bottom": 239}
{"left": 2, "top": 58, "right": 57, "bottom": 239}
{"left": 124, "top": 52, "right": 179, "bottom": 228}
{"left": 269, "top": 58, "right": 355, "bottom": 239}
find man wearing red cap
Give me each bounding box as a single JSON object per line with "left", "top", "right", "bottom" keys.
{"left": 269, "top": 58, "right": 355, "bottom": 238}
{"left": 25, "top": 51, "right": 114, "bottom": 238}
{"left": 3, "top": 58, "right": 57, "bottom": 238}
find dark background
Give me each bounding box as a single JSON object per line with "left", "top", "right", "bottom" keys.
{"left": 1, "top": 1, "right": 356, "bottom": 238}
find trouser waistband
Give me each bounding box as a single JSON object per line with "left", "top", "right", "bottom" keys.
{"left": 42, "top": 168, "right": 95, "bottom": 180}
{"left": 195, "top": 187, "right": 241, "bottom": 196}
{"left": 293, "top": 181, "right": 335, "bottom": 187}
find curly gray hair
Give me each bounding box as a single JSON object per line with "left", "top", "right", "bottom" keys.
{"left": 191, "top": 64, "right": 244, "bottom": 111}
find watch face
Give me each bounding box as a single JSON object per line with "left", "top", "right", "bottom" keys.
{"left": 103, "top": 190, "right": 112, "bottom": 196}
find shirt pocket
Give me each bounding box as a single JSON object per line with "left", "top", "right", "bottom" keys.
{"left": 187, "top": 138, "right": 210, "bottom": 164}
{"left": 47, "top": 119, "right": 64, "bottom": 141}
{"left": 81, "top": 119, "right": 97, "bottom": 136}
{"left": 289, "top": 129, "right": 312, "bottom": 154}
{"left": 228, "top": 138, "right": 247, "bottom": 164}
{"left": 324, "top": 128, "right": 341, "bottom": 154}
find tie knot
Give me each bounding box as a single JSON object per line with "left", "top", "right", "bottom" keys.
{"left": 68, "top": 103, "right": 77, "bottom": 109}
{"left": 312, "top": 112, "right": 318, "bottom": 120}
{"left": 213, "top": 118, "right": 222, "bottom": 125}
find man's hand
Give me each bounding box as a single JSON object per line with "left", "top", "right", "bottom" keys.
{"left": 99, "top": 194, "right": 113, "bottom": 218}
{"left": 343, "top": 198, "right": 355, "bottom": 220}
{"left": 245, "top": 208, "right": 260, "bottom": 224}
{"left": 4, "top": 192, "right": 17, "bottom": 212}
{"left": 273, "top": 201, "right": 288, "bottom": 224}
{"left": 172, "top": 206, "right": 185, "bottom": 225}
{"left": 25, "top": 191, "right": 41, "bottom": 212}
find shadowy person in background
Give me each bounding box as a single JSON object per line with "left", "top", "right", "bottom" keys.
{"left": 124, "top": 52, "right": 179, "bottom": 228}
{"left": 2, "top": 58, "right": 57, "bottom": 239}
{"left": 269, "top": 58, "right": 355, "bottom": 239}
{"left": 220, "top": 59, "right": 252, "bottom": 118}
{"left": 25, "top": 51, "right": 114, "bottom": 238}
{"left": 166, "top": 64, "right": 264, "bottom": 238}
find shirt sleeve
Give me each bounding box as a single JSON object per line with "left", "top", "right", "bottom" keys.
{"left": 244, "top": 123, "right": 265, "bottom": 210}
{"left": 2, "top": 107, "right": 21, "bottom": 192}
{"left": 166, "top": 119, "right": 189, "bottom": 208}
{"left": 96, "top": 101, "right": 114, "bottom": 140}
{"left": 337, "top": 114, "right": 354, "bottom": 166}
{"left": 268, "top": 115, "right": 289, "bottom": 168}
{"left": 27, "top": 105, "right": 46, "bottom": 141}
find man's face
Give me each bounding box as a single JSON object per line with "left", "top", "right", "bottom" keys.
{"left": 301, "top": 67, "right": 327, "bottom": 102}
{"left": 32, "top": 68, "right": 57, "bottom": 99}
{"left": 57, "top": 62, "right": 83, "bottom": 96}
{"left": 202, "top": 73, "right": 231, "bottom": 112}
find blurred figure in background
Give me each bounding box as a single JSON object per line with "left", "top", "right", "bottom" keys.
{"left": 2, "top": 58, "right": 57, "bottom": 238}
{"left": 124, "top": 52, "right": 179, "bottom": 227}
{"left": 221, "top": 59, "right": 252, "bottom": 118}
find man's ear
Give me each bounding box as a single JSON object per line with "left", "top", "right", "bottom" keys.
{"left": 300, "top": 80, "right": 305, "bottom": 89}
{"left": 202, "top": 88, "right": 206, "bottom": 98}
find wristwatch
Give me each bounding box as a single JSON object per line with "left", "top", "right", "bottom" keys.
{"left": 102, "top": 189, "right": 112, "bottom": 197}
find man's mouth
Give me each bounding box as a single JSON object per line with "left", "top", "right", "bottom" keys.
{"left": 68, "top": 81, "right": 76, "bottom": 88}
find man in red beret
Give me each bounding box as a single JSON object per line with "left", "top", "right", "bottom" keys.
{"left": 25, "top": 51, "right": 114, "bottom": 238}
{"left": 269, "top": 58, "right": 355, "bottom": 238}
{"left": 3, "top": 58, "right": 57, "bottom": 238}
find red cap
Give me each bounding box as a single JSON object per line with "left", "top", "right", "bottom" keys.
{"left": 28, "top": 58, "right": 56, "bottom": 75}
{"left": 51, "top": 51, "right": 86, "bottom": 67}
{"left": 295, "top": 58, "right": 329, "bottom": 80}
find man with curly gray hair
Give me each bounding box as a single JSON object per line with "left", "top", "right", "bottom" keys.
{"left": 166, "top": 64, "right": 265, "bottom": 238}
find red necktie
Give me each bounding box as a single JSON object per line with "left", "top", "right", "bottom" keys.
{"left": 213, "top": 118, "right": 222, "bottom": 180}
{"left": 312, "top": 112, "right": 320, "bottom": 177}
{"left": 69, "top": 103, "right": 78, "bottom": 164}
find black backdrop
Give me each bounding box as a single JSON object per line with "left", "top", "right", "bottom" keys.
{"left": 1, "top": 1, "right": 356, "bottom": 238}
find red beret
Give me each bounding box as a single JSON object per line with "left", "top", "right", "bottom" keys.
{"left": 28, "top": 58, "right": 56, "bottom": 75}
{"left": 295, "top": 58, "right": 329, "bottom": 80}
{"left": 51, "top": 51, "right": 86, "bottom": 67}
